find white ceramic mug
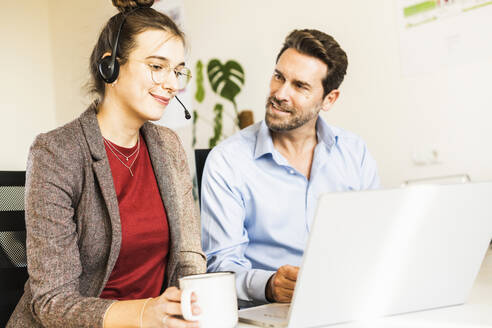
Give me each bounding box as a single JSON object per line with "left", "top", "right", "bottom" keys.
{"left": 179, "top": 272, "right": 238, "bottom": 328}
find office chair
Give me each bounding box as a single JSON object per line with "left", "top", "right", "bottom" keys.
{"left": 194, "top": 149, "right": 212, "bottom": 207}
{"left": 0, "top": 171, "right": 29, "bottom": 327}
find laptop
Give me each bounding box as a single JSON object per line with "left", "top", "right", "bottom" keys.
{"left": 239, "top": 182, "right": 492, "bottom": 327}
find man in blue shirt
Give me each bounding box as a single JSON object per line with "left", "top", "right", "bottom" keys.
{"left": 201, "top": 29, "right": 380, "bottom": 307}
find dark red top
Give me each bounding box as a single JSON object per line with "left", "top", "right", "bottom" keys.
{"left": 100, "top": 134, "right": 170, "bottom": 300}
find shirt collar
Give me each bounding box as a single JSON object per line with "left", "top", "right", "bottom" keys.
{"left": 315, "top": 116, "right": 338, "bottom": 150}
{"left": 254, "top": 116, "right": 338, "bottom": 160}
{"left": 254, "top": 120, "right": 275, "bottom": 160}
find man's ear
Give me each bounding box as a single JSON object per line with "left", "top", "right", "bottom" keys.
{"left": 321, "top": 89, "right": 340, "bottom": 112}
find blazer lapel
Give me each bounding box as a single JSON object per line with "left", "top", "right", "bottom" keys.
{"left": 78, "top": 105, "right": 122, "bottom": 285}
{"left": 141, "top": 123, "right": 181, "bottom": 253}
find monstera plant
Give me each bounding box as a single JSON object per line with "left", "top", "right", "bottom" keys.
{"left": 192, "top": 58, "right": 253, "bottom": 148}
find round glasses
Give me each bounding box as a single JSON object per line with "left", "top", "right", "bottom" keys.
{"left": 147, "top": 63, "right": 192, "bottom": 91}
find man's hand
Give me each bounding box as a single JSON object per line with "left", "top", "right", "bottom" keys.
{"left": 265, "top": 265, "right": 299, "bottom": 303}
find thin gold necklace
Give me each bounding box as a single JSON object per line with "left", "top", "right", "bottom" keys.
{"left": 104, "top": 136, "right": 140, "bottom": 161}
{"left": 103, "top": 137, "right": 141, "bottom": 176}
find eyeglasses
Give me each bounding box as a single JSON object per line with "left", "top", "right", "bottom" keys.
{"left": 145, "top": 62, "right": 192, "bottom": 91}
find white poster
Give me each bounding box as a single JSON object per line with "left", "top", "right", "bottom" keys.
{"left": 152, "top": 0, "right": 192, "bottom": 129}
{"left": 396, "top": 0, "right": 492, "bottom": 76}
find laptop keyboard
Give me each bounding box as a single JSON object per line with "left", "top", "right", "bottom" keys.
{"left": 239, "top": 303, "right": 290, "bottom": 326}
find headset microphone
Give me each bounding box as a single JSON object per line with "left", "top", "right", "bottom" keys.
{"left": 175, "top": 96, "right": 192, "bottom": 120}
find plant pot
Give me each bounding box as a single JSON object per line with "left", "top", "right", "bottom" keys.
{"left": 238, "top": 110, "right": 254, "bottom": 129}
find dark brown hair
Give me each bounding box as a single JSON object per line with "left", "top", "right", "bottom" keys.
{"left": 276, "top": 29, "right": 348, "bottom": 97}
{"left": 88, "top": 0, "right": 185, "bottom": 99}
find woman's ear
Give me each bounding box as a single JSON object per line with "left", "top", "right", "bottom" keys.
{"left": 101, "top": 52, "right": 112, "bottom": 60}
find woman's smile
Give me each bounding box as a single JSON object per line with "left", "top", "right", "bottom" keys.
{"left": 150, "top": 92, "right": 170, "bottom": 106}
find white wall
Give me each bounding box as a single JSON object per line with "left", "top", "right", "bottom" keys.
{"left": 47, "top": 0, "right": 116, "bottom": 125}
{"left": 0, "top": 0, "right": 56, "bottom": 170}
{"left": 183, "top": 0, "right": 492, "bottom": 187}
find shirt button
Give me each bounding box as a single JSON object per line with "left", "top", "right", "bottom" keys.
{"left": 289, "top": 169, "right": 295, "bottom": 174}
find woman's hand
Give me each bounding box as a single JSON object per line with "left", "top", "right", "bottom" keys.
{"left": 142, "top": 287, "right": 201, "bottom": 328}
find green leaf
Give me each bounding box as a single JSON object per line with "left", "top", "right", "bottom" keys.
{"left": 192, "top": 110, "right": 199, "bottom": 147}
{"left": 193, "top": 109, "right": 199, "bottom": 124}
{"left": 195, "top": 60, "right": 205, "bottom": 103}
{"left": 207, "top": 59, "right": 245, "bottom": 106}
{"left": 208, "top": 103, "right": 223, "bottom": 148}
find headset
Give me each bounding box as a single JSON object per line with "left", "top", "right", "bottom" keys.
{"left": 97, "top": 10, "right": 130, "bottom": 84}
{"left": 97, "top": 9, "right": 191, "bottom": 119}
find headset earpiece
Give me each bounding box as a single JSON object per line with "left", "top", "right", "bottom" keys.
{"left": 98, "top": 56, "right": 120, "bottom": 84}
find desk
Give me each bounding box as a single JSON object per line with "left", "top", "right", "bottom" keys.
{"left": 238, "top": 247, "right": 492, "bottom": 328}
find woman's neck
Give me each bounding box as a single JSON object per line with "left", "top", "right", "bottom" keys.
{"left": 96, "top": 97, "right": 142, "bottom": 148}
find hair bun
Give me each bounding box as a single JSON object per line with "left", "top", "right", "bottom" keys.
{"left": 112, "top": 0, "right": 154, "bottom": 13}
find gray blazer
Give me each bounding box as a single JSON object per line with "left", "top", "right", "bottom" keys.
{"left": 7, "top": 105, "right": 206, "bottom": 328}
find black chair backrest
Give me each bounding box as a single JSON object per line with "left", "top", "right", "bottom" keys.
{"left": 0, "top": 171, "right": 28, "bottom": 327}
{"left": 194, "top": 149, "right": 211, "bottom": 206}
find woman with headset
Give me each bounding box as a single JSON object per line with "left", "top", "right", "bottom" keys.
{"left": 7, "top": 1, "right": 205, "bottom": 327}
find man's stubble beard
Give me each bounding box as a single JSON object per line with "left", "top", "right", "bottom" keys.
{"left": 265, "top": 96, "right": 321, "bottom": 132}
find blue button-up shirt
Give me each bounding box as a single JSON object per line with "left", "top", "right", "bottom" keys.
{"left": 201, "top": 117, "right": 380, "bottom": 305}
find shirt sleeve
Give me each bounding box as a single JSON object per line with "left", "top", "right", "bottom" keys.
{"left": 200, "top": 148, "right": 274, "bottom": 304}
